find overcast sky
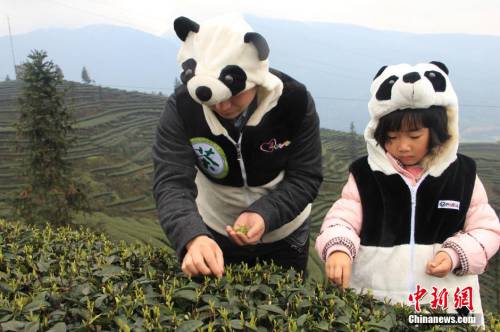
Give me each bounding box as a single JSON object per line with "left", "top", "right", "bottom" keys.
{"left": 1, "top": 0, "right": 500, "bottom": 37}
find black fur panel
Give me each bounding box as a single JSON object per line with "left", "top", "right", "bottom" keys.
{"left": 244, "top": 32, "right": 270, "bottom": 61}
{"left": 375, "top": 75, "right": 399, "bottom": 101}
{"left": 430, "top": 61, "right": 449, "bottom": 75}
{"left": 180, "top": 59, "right": 196, "bottom": 84}
{"left": 373, "top": 65, "right": 388, "bottom": 80}
{"left": 350, "top": 155, "right": 476, "bottom": 247}
{"left": 173, "top": 16, "right": 200, "bottom": 41}
{"left": 218, "top": 65, "right": 247, "bottom": 96}
{"left": 424, "top": 71, "right": 446, "bottom": 92}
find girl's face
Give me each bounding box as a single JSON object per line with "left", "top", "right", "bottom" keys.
{"left": 384, "top": 128, "right": 430, "bottom": 166}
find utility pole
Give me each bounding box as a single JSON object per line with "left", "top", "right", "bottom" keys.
{"left": 7, "top": 16, "right": 17, "bottom": 79}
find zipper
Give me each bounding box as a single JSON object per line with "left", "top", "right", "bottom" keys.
{"left": 236, "top": 134, "right": 248, "bottom": 188}
{"left": 230, "top": 132, "right": 252, "bottom": 205}
{"left": 401, "top": 174, "right": 427, "bottom": 294}
{"left": 408, "top": 185, "right": 417, "bottom": 293}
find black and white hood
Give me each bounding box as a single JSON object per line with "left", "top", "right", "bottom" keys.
{"left": 365, "top": 62, "right": 459, "bottom": 177}
{"left": 174, "top": 15, "right": 283, "bottom": 133}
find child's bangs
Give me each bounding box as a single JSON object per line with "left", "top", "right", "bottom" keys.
{"left": 380, "top": 109, "right": 425, "bottom": 133}
{"left": 399, "top": 111, "right": 425, "bottom": 132}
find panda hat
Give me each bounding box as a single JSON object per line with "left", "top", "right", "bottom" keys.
{"left": 173, "top": 15, "right": 283, "bottom": 131}
{"left": 365, "top": 62, "right": 459, "bottom": 177}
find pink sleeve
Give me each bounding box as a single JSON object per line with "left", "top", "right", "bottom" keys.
{"left": 314, "top": 173, "right": 362, "bottom": 262}
{"left": 439, "top": 176, "right": 500, "bottom": 275}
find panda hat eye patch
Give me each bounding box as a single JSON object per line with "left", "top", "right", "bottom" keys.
{"left": 180, "top": 58, "right": 197, "bottom": 84}
{"left": 376, "top": 75, "right": 399, "bottom": 101}
{"left": 218, "top": 65, "right": 247, "bottom": 96}
{"left": 424, "top": 70, "right": 446, "bottom": 92}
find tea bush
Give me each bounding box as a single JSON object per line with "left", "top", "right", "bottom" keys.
{"left": 0, "top": 220, "right": 496, "bottom": 331}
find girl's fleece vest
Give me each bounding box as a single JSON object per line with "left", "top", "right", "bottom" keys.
{"left": 349, "top": 154, "right": 483, "bottom": 318}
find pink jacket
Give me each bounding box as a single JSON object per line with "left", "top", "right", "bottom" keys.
{"left": 315, "top": 159, "right": 500, "bottom": 275}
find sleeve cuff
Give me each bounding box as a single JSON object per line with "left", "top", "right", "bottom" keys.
{"left": 245, "top": 206, "right": 277, "bottom": 233}
{"left": 321, "top": 237, "right": 357, "bottom": 262}
{"left": 442, "top": 241, "right": 469, "bottom": 276}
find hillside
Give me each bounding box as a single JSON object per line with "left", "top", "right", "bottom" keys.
{"left": 0, "top": 80, "right": 498, "bottom": 313}
{"left": 0, "top": 80, "right": 168, "bottom": 247}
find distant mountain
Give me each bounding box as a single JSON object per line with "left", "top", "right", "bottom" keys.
{"left": 0, "top": 25, "right": 179, "bottom": 93}
{"left": 1, "top": 16, "right": 499, "bottom": 141}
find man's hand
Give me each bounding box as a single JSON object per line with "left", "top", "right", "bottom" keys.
{"left": 181, "top": 235, "right": 224, "bottom": 277}
{"left": 226, "top": 212, "right": 265, "bottom": 246}
{"left": 326, "top": 251, "right": 352, "bottom": 289}
{"left": 426, "top": 252, "right": 453, "bottom": 278}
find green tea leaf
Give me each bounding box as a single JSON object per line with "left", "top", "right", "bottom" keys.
{"left": 234, "top": 225, "right": 248, "bottom": 235}
{"left": 22, "top": 299, "right": 51, "bottom": 313}
{"left": 173, "top": 290, "right": 197, "bottom": 302}
{"left": 230, "top": 319, "right": 244, "bottom": 330}
{"left": 258, "top": 304, "right": 285, "bottom": 316}
{"left": 297, "top": 314, "right": 308, "bottom": 327}
{"left": 316, "top": 321, "right": 330, "bottom": 331}
{"left": 175, "top": 320, "right": 203, "bottom": 332}
{"left": 24, "top": 321, "right": 40, "bottom": 332}
{"left": 1, "top": 320, "right": 26, "bottom": 332}
{"left": 47, "top": 322, "right": 68, "bottom": 332}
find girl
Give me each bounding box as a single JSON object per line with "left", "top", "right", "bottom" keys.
{"left": 315, "top": 62, "right": 500, "bottom": 322}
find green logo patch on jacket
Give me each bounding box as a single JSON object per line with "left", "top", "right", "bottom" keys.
{"left": 191, "top": 137, "right": 229, "bottom": 179}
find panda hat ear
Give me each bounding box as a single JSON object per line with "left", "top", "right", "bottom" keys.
{"left": 244, "top": 32, "right": 269, "bottom": 61}
{"left": 174, "top": 16, "right": 200, "bottom": 41}
{"left": 373, "top": 65, "right": 388, "bottom": 80}
{"left": 430, "top": 61, "right": 449, "bottom": 75}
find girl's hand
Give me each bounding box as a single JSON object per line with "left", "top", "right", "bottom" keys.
{"left": 426, "top": 252, "right": 453, "bottom": 277}
{"left": 326, "top": 251, "right": 352, "bottom": 289}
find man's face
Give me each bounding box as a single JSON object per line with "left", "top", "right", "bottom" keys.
{"left": 210, "top": 87, "right": 257, "bottom": 119}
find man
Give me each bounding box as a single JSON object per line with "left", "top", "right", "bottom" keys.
{"left": 153, "top": 15, "right": 322, "bottom": 277}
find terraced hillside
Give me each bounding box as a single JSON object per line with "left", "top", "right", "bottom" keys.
{"left": 0, "top": 80, "right": 168, "bottom": 246}
{"left": 0, "top": 80, "right": 498, "bottom": 312}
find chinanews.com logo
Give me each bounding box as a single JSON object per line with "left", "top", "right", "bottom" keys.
{"left": 408, "top": 314, "right": 478, "bottom": 325}
{"left": 407, "top": 285, "right": 481, "bottom": 325}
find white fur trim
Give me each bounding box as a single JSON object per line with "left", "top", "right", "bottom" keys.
{"left": 365, "top": 63, "right": 459, "bottom": 177}
{"left": 246, "top": 79, "right": 283, "bottom": 126}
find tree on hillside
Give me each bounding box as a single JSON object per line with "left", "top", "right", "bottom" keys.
{"left": 349, "top": 121, "right": 358, "bottom": 161}
{"left": 55, "top": 65, "right": 64, "bottom": 79}
{"left": 81, "top": 66, "right": 92, "bottom": 84}
{"left": 5, "top": 74, "right": 11, "bottom": 81}
{"left": 14, "top": 50, "right": 90, "bottom": 226}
